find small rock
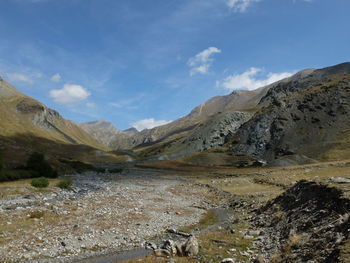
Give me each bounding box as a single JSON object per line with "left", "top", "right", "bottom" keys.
{"left": 221, "top": 258, "right": 236, "bottom": 263}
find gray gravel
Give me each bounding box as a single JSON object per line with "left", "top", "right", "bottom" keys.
{"left": 0, "top": 169, "right": 211, "bottom": 263}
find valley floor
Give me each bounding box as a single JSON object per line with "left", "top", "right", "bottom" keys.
{"left": 0, "top": 170, "right": 216, "bottom": 263}
{"left": 1, "top": 160, "right": 350, "bottom": 263}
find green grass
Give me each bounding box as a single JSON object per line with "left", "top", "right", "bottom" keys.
{"left": 180, "top": 210, "right": 219, "bottom": 233}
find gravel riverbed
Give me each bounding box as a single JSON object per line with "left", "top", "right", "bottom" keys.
{"left": 0, "top": 169, "right": 212, "bottom": 263}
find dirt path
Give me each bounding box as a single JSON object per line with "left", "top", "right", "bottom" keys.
{"left": 0, "top": 169, "right": 213, "bottom": 263}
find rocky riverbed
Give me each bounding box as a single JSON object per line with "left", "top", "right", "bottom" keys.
{"left": 0, "top": 169, "right": 214, "bottom": 263}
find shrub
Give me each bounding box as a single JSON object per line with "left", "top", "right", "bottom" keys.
{"left": 0, "top": 151, "right": 3, "bottom": 171}
{"left": 108, "top": 168, "right": 123, "bottom": 173}
{"left": 31, "top": 177, "right": 49, "bottom": 188}
{"left": 57, "top": 177, "right": 72, "bottom": 189}
{"left": 27, "top": 152, "right": 58, "bottom": 178}
{"left": 60, "top": 159, "right": 104, "bottom": 173}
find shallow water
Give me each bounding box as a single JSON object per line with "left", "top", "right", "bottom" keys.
{"left": 76, "top": 248, "right": 152, "bottom": 263}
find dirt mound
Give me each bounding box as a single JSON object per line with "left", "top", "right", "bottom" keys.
{"left": 254, "top": 180, "right": 350, "bottom": 263}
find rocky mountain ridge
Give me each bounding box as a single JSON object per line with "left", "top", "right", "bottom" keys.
{"left": 230, "top": 62, "right": 350, "bottom": 165}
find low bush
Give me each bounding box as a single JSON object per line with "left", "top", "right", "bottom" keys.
{"left": 60, "top": 159, "right": 104, "bottom": 173}
{"left": 108, "top": 168, "right": 123, "bottom": 173}
{"left": 31, "top": 177, "right": 49, "bottom": 188}
{"left": 57, "top": 177, "right": 72, "bottom": 189}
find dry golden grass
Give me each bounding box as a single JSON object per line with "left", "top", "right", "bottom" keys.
{"left": 0, "top": 178, "right": 61, "bottom": 198}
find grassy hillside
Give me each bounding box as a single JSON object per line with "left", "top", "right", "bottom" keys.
{"left": 0, "top": 77, "right": 121, "bottom": 168}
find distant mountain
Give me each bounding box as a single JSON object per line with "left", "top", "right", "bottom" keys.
{"left": 47, "top": 62, "right": 350, "bottom": 167}
{"left": 122, "top": 62, "right": 350, "bottom": 166}
{"left": 114, "top": 68, "right": 311, "bottom": 160}
{"left": 109, "top": 84, "right": 272, "bottom": 151}
{"left": 0, "top": 77, "right": 115, "bottom": 167}
{"left": 77, "top": 120, "right": 121, "bottom": 146}
{"left": 123, "top": 127, "right": 138, "bottom": 135}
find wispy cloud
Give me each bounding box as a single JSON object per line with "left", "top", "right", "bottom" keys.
{"left": 6, "top": 73, "right": 33, "bottom": 84}
{"left": 226, "top": 0, "right": 260, "bottom": 12}
{"left": 109, "top": 94, "right": 145, "bottom": 110}
{"left": 187, "top": 47, "right": 221, "bottom": 76}
{"left": 50, "top": 73, "right": 61, "bottom": 82}
{"left": 49, "top": 84, "right": 91, "bottom": 104}
{"left": 217, "top": 67, "right": 295, "bottom": 91}
{"left": 130, "top": 118, "right": 172, "bottom": 131}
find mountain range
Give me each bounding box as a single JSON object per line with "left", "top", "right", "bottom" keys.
{"left": 1, "top": 62, "right": 349, "bottom": 168}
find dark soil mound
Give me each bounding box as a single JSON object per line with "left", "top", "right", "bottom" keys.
{"left": 254, "top": 180, "right": 350, "bottom": 263}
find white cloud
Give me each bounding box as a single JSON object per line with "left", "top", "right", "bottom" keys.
{"left": 50, "top": 73, "right": 61, "bottom": 82}
{"left": 218, "top": 67, "right": 295, "bottom": 91}
{"left": 226, "top": 0, "right": 260, "bottom": 12}
{"left": 85, "top": 102, "right": 96, "bottom": 108}
{"left": 130, "top": 118, "right": 172, "bottom": 131}
{"left": 6, "top": 73, "right": 33, "bottom": 84}
{"left": 188, "top": 47, "right": 221, "bottom": 76}
{"left": 49, "top": 84, "right": 91, "bottom": 104}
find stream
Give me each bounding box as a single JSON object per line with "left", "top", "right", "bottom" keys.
{"left": 75, "top": 248, "right": 152, "bottom": 263}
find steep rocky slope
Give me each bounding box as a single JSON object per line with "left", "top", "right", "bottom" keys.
{"left": 136, "top": 111, "right": 253, "bottom": 160}
{"left": 109, "top": 86, "right": 271, "bottom": 151}
{"left": 230, "top": 63, "right": 350, "bottom": 164}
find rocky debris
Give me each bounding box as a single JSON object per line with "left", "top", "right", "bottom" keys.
{"left": 329, "top": 177, "right": 350, "bottom": 184}
{"left": 0, "top": 170, "right": 211, "bottom": 263}
{"left": 147, "top": 233, "right": 199, "bottom": 258}
{"left": 253, "top": 180, "right": 350, "bottom": 263}
{"left": 221, "top": 258, "right": 236, "bottom": 263}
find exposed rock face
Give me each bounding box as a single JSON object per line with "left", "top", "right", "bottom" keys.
{"left": 182, "top": 111, "right": 253, "bottom": 153}
{"left": 254, "top": 180, "right": 350, "bottom": 263}
{"left": 230, "top": 63, "right": 350, "bottom": 163}
{"left": 135, "top": 111, "right": 253, "bottom": 160}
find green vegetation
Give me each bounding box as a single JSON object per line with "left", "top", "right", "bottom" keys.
{"left": 180, "top": 210, "right": 219, "bottom": 233}
{"left": 57, "top": 177, "right": 72, "bottom": 189}
{"left": 26, "top": 152, "right": 57, "bottom": 178}
{"left": 0, "top": 169, "right": 35, "bottom": 182}
{"left": 31, "top": 177, "right": 49, "bottom": 188}
{"left": 59, "top": 159, "right": 104, "bottom": 173}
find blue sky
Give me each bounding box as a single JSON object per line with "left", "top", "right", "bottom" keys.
{"left": 0, "top": 0, "right": 349, "bottom": 130}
